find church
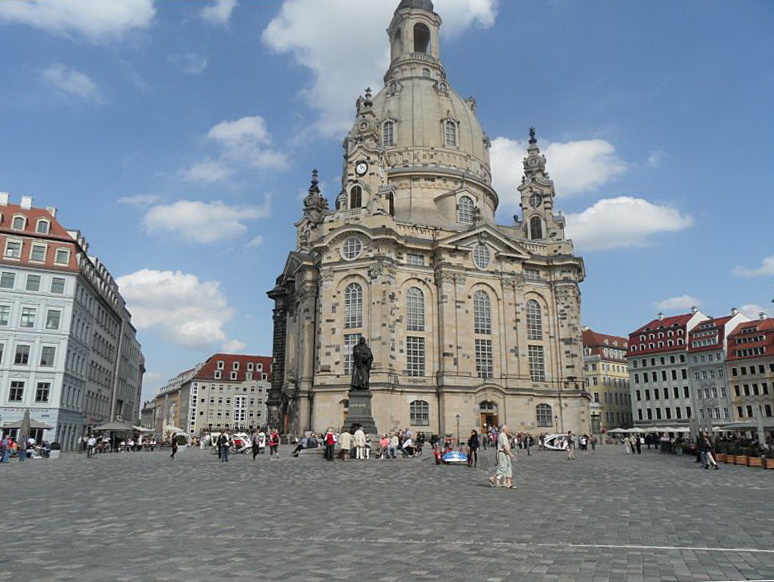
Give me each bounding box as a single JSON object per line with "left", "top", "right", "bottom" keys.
{"left": 268, "top": 0, "right": 589, "bottom": 438}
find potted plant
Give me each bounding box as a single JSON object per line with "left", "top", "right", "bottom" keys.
{"left": 735, "top": 445, "right": 750, "bottom": 466}
{"left": 49, "top": 442, "right": 61, "bottom": 460}
{"left": 724, "top": 443, "right": 737, "bottom": 464}
{"left": 714, "top": 441, "right": 727, "bottom": 463}
{"left": 763, "top": 449, "right": 774, "bottom": 470}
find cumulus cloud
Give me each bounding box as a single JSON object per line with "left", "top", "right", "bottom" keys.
{"left": 732, "top": 255, "right": 774, "bottom": 278}
{"left": 168, "top": 52, "right": 208, "bottom": 75}
{"left": 565, "top": 197, "right": 693, "bottom": 251}
{"left": 182, "top": 160, "right": 234, "bottom": 184}
{"left": 491, "top": 137, "right": 628, "bottom": 206}
{"left": 738, "top": 304, "right": 771, "bottom": 320}
{"left": 201, "top": 0, "right": 238, "bottom": 25}
{"left": 654, "top": 295, "right": 702, "bottom": 313}
{"left": 246, "top": 235, "right": 264, "bottom": 248}
{"left": 142, "top": 198, "right": 271, "bottom": 243}
{"left": 117, "top": 194, "right": 161, "bottom": 207}
{"left": 116, "top": 269, "right": 236, "bottom": 350}
{"left": 0, "top": 0, "right": 155, "bottom": 43}
{"left": 262, "top": 0, "right": 497, "bottom": 136}
{"left": 222, "top": 339, "right": 247, "bottom": 353}
{"left": 42, "top": 64, "right": 103, "bottom": 104}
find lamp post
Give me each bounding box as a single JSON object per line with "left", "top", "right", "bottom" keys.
{"left": 554, "top": 415, "right": 558, "bottom": 434}
{"left": 455, "top": 414, "right": 460, "bottom": 446}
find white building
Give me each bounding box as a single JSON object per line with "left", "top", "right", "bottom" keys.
{"left": 0, "top": 193, "right": 144, "bottom": 450}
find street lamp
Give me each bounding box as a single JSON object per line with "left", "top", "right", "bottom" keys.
{"left": 554, "top": 415, "right": 558, "bottom": 434}
{"left": 455, "top": 414, "right": 460, "bottom": 446}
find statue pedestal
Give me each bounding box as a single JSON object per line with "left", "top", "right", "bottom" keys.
{"left": 344, "top": 390, "right": 378, "bottom": 436}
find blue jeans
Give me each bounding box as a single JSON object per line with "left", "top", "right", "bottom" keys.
{"left": 221, "top": 446, "right": 230, "bottom": 462}
{"left": 700, "top": 451, "right": 708, "bottom": 468}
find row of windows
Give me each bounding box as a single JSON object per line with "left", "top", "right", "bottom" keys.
{"left": 698, "top": 386, "right": 727, "bottom": 399}
{"left": 407, "top": 400, "right": 557, "bottom": 428}
{"left": 699, "top": 408, "right": 730, "bottom": 419}
{"left": 0, "top": 272, "right": 66, "bottom": 294}
{"left": 215, "top": 360, "right": 265, "bottom": 372}
{"left": 635, "top": 386, "right": 691, "bottom": 401}
{"left": 731, "top": 363, "right": 774, "bottom": 376}
{"left": 212, "top": 370, "right": 267, "bottom": 381}
{"left": 7, "top": 380, "right": 51, "bottom": 403}
{"left": 605, "top": 412, "right": 633, "bottom": 426}
{"left": 197, "top": 384, "right": 266, "bottom": 393}
{"left": 593, "top": 392, "right": 631, "bottom": 405}
{"left": 380, "top": 119, "right": 458, "bottom": 148}
{"left": 637, "top": 406, "right": 692, "bottom": 421}
{"left": 0, "top": 305, "right": 62, "bottom": 330}
{"left": 3, "top": 238, "right": 70, "bottom": 264}
{"left": 632, "top": 354, "right": 688, "bottom": 368}
{"left": 630, "top": 339, "right": 685, "bottom": 351}
{"left": 737, "top": 404, "right": 773, "bottom": 418}
{"left": 2, "top": 215, "right": 51, "bottom": 233}
{"left": 634, "top": 369, "right": 689, "bottom": 383}
{"left": 733, "top": 383, "right": 770, "bottom": 397}
{"left": 0, "top": 343, "right": 57, "bottom": 367}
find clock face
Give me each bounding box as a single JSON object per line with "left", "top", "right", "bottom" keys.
{"left": 529, "top": 193, "right": 543, "bottom": 208}
{"left": 355, "top": 162, "right": 368, "bottom": 176}
{"left": 528, "top": 157, "right": 539, "bottom": 167}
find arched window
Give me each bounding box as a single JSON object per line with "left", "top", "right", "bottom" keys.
{"left": 12, "top": 216, "right": 25, "bottom": 230}
{"left": 344, "top": 283, "right": 363, "bottom": 329}
{"left": 473, "top": 290, "right": 491, "bottom": 335}
{"left": 410, "top": 400, "right": 429, "bottom": 426}
{"left": 526, "top": 300, "right": 543, "bottom": 340}
{"left": 406, "top": 287, "right": 425, "bottom": 331}
{"left": 445, "top": 120, "right": 457, "bottom": 147}
{"left": 385, "top": 191, "right": 395, "bottom": 216}
{"left": 350, "top": 185, "right": 363, "bottom": 209}
{"left": 392, "top": 28, "right": 402, "bottom": 57}
{"left": 530, "top": 216, "right": 543, "bottom": 240}
{"left": 36, "top": 220, "right": 50, "bottom": 234}
{"left": 383, "top": 121, "right": 395, "bottom": 146}
{"left": 457, "top": 195, "right": 474, "bottom": 224}
{"left": 536, "top": 403, "right": 553, "bottom": 427}
{"left": 413, "top": 23, "right": 430, "bottom": 54}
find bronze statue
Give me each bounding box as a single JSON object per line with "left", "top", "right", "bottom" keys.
{"left": 351, "top": 337, "right": 373, "bottom": 391}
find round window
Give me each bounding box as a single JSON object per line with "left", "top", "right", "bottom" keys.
{"left": 342, "top": 237, "right": 363, "bottom": 260}
{"left": 473, "top": 243, "right": 490, "bottom": 270}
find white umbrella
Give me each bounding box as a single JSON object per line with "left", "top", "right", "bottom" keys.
{"left": 133, "top": 426, "right": 153, "bottom": 433}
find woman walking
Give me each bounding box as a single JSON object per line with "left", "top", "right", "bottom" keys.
{"left": 467, "top": 430, "right": 480, "bottom": 467}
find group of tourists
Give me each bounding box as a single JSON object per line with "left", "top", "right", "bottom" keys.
{"left": 0, "top": 435, "right": 51, "bottom": 461}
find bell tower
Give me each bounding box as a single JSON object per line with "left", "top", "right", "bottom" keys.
{"left": 386, "top": 0, "right": 445, "bottom": 82}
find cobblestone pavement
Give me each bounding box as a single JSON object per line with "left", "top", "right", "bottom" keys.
{"left": 1, "top": 444, "right": 773, "bottom": 582}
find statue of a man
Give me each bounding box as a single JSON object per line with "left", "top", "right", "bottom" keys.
{"left": 350, "top": 337, "right": 373, "bottom": 391}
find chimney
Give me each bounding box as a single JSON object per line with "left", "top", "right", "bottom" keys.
{"left": 761, "top": 312, "right": 766, "bottom": 321}
{"left": 731, "top": 307, "right": 738, "bottom": 316}
{"left": 20, "top": 195, "right": 33, "bottom": 209}
{"left": 0, "top": 192, "right": 8, "bottom": 206}
{"left": 658, "top": 312, "right": 664, "bottom": 320}
{"left": 46, "top": 206, "right": 57, "bottom": 217}
{"left": 691, "top": 306, "right": 698, "bottom": 314}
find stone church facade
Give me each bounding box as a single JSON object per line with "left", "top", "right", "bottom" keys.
{"left": 268, "top": 0, "right": 589, "bottom": 438}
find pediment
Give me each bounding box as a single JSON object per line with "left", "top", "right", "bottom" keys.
{"left": 435, "top": 225, "right": 532, "bottom": 260}
{"left": 281, "top": 251, "right": 315, "bottom": 279}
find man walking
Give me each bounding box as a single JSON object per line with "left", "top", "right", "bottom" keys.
{"left": 566, "top": 431, "right": 576, "bottom": 460}
{"left": 218, "top": 430, "right": 231, "bottom": 462}
{"left": 489, "top": 425, "right": 515, "bottom": 489}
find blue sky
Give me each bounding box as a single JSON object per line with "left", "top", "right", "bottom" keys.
{"left": 1, "top": 0, "right": 772, "bottom": 404}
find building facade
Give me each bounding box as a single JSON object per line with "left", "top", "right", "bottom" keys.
{"left": 269, "top": 0, "right": 588, "bottom": 437}
{"left": 144, "top": 353, "right": 272, "bottom": 436}
{"left": 686, "top": 310, "right": 749, "bottom": 432}
{"left": 0, "top": 193, "right": 144, "bottom": 450}
{"left": 725, "top": 316, "right": 774, "bottom": 427}
{"left": 582, "top": 328, "right": 631, "bottom": 432}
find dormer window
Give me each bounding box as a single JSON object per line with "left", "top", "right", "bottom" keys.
{"left": 217, "top": 360, "right": 225, "bottom": 370}
{"left": 444, "top": 120, "right": 457, "bottom": 147}
{"left": 382, "top": 120, "right": 395, "bottom": 146}
{"left": 36, "top": 220, "right": 50, "bottom": 234}
{"left": 233, "top": 361, "right": 239, "bottom": 370}
{"left": 457, "top": 195, "right": 474, "bottom": 224}
{"left": 12, "top": 216, "right": 25, "bottom": 230}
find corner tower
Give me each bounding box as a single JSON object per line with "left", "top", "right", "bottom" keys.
{"left": 269, "top": 1, "right": 587, "bottom": 439}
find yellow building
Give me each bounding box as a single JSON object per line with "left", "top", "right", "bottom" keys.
{"left": 583, "top": 328, "right": 631, "bottom": 432}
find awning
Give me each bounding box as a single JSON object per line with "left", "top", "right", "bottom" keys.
{"left": 94, "top": 421, "right": 136, "bottom": 432}
{"left": 1, "top": 419, "right": 54, "bottom": 430}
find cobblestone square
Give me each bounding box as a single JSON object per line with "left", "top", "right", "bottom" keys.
{"left": 1, "top": 445, "right": 772, "bottom": 581}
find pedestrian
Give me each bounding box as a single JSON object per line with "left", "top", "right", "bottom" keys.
{"left": 324, "top": 428, "right": 336, "bottom": 461}
{"left": 467, "top": 429, "right": 480, "bottom": 467}
{"left": 252, "top": 430, "right": 261, "bottom": 460}
{"left": 590, "top": 435, "right": 597, "bottom": 452}
{"left": 489, "top": 425, "right": 514, "bottom": 489}
{"left": 566, "top": 431, "right": 576, "bottom": 460}
{"left": 353, "top": 424, "right": 367, "bottom": 460}
{"left": 170, "top": 433, "right": 178, "bottom": 459}
{"left": 218, "top": 430, "right": 231, "bottom": 462}
{"left": 635, "top": 434, "right": 642, "bottom": 454}
{"left": 523, "top": 433, "right": 532, "bottom": 456}
{"left": 0, "top": 434, "right": 9, "bottom": 463}
{"left": 388, "top": 432, "right": 399, "bottom": 459}
{"left": 623, "top": 435, "right": 632, "bottom": 454}
{"left": 268, "top": 428, "right": 280, "bottom": 459}
{"left": 338, "top": 427, "right": 353, "bottom": 461}
{"left": 579, "top": 434, "right": 588, "bottom": 453}
{"left": 87, "top": 434, "right": 97, "bottom": 458}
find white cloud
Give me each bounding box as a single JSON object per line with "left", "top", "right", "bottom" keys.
{"left": 143, "top": 198, "right": 271, "bottom": 243}
{"left": 262, "top": 0, "right": 497, "bottom": 136}
{"left": 0, "top": 0, "right": 155, "bottom": 43}
{"left": 222, "top": 339, "right": 247, "bottom": 353}
{"left": 654, "top": 295, "right": 702, "bottom": 313}
{"left": 201, "top": 0, "right": 238, "bottom": 26}
{"left": 168, "top": 52, "right": 208, "bottom": 75}
{"left": 738, "top": 304, "right": 771, "bottom": 320}
{"left": 246, "top": 235, "right": 264, "bottom": 248}
{"left": 732, "top": 255, "right": 774, "bottom": 278}
{"left": 182, "top": 160, "right": 234, "bottom": 184}
{"left": 491, "top": 137, "right": 628, "bottom": 207}
{"left": 565, "top": 196, "right": 693, "bottom": 251}
{"left": 42, "top": 64, "right": 103, "bottom": 104}
{"left": 116, "top": 269, "right": 236, "bottom": 350}
{"left": 117, "top": 194, "right": 160, "bottom": 207}
{"left": 647, "top": 150, "right": 669, "bottom": 167}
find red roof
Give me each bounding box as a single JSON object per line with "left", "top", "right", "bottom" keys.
{"left": 195, "top": 353, "right": 273, "bottom": 382}
{"left": 582, "top": 328, "right": 628, "bottom": 358}
{"left": 726, "top": 318, "right": 774, "bottom": 361}
{"left": 687, "top": 315, "right": 733, "bottom": 353}
{"left": 626, "top": 313, "right": 695, "bottom": 356}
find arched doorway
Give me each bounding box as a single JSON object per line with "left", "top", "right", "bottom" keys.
{"left": 479, "top": 401, "right": 498, "bottom": 433}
